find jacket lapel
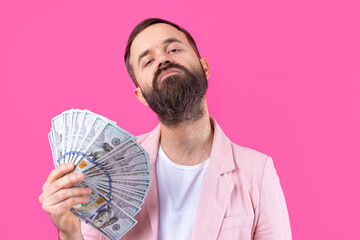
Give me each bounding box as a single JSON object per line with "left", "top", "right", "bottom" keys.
{"left": 191, "top": 118, "right": 235, "bottom": 240}
{"left": 138, "top": 125, "right": 161, "bottom": 240}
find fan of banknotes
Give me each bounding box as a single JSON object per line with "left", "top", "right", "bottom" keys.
{"left": 48, "top": 109, "right": 151, "bottom": 240}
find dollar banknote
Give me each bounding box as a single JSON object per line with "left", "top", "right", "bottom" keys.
{"left": 49, "top": 109, "right": 151, "bottom": 240}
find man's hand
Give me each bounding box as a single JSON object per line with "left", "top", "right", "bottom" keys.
{"left": 39, "top": 162, "right": 92, "bottom": 240}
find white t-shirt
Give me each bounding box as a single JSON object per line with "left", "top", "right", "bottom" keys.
{"left": 156, "top": 145, "right": 210, "bottom": 240}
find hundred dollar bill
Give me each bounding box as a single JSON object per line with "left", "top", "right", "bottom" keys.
{"left": 112, "top": 187, "right": 147, "bottom": 202}
{"left": 48, "top": 132, "right": 57, "bottom": 167}
{"left": 96, "top": 138, "right": 143, "bottom": 164}
{"left": 74, "top": 181, "right": 141, "bottom": 217}
{"left": 82, "top": 161, "right": 151, "bottom": 185}
{"left": 85, "top": 183, "right": 147, "bottom": 209}
{"left": 84, "top": 151, "right": 149, "bottom": 177}
{"left": 63, "top": 109, "right": 75, "bottom": 163}
{"left": 51, "top": 113, "right": 64, "bottom": 165}
{"left": 109, "top": 190, "right": 144, "bottom": 207}
{"left": 100, "top": 183, "right": 150, "bottom": 196}
{"left": 73, "top": 115, "right": 109, "bottom": 165}
{"left": 80, "top": 123, "right": 133, "bottom": 164}
{"left": 87, "top": 170, "right": 151, "bottom": 180}
{"left": 107, "top": 179, "right": 150, "bottom": 191}
{"left": 86, "top": 175, "right": 151, "bottom": 189}
{"left": 111, "top": 171, "right": 151, "bottom": 179}
{"left": 68, "top": 110, "right": 85, "bottom": 163}
{"left": 88, "top": 182, "right": 147, "bottom": 202}
{"left": 73, "top": 201, "right": 137, "bottom": 240}
{"left": 73, "top": 138, "right": 142, "bottom": 173}
{"left": 95, "top": 180, "right": 148, "bottom": 197}
{"left": 78, "top": 181, "right": 144, "bottom": 207}
{"left": 73, "top": 116, "right": 110, "bottom": 165}
{"left": 69, "top": 110, "right": 97, "bottom": 163}
{"left": 65, "top": 109, "right": 77, "bottom": 163}
{"left": 106, "top": 192, "right": 142, "bottom": 217}
{"left": 83, "top": 176, "right": 150, "bottom": 196}
{"left": 86, "top": 177, "right": 151, "bottom": 194}
{"left": 110, "top": 161, "right": 151, "bottom": 174}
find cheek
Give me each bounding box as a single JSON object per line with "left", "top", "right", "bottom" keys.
{"left": 178, "top": 55, "right": 201, "bottom": 70}
{"left": 137, "top": 77, "right": 153, "bottom": 91}
{"left": 135, "top": 68, "right": 154, "bottom": 86}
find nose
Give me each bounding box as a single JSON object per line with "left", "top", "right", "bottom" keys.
{"left": 158, "top": 60, "right": 171, "bottom": 68}
{"left": 157, "top": 54, "right": 173, "bottom": 69}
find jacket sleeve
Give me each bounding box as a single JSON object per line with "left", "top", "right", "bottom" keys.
{"left": 81, "top": 221, "right": 104, "bottom": 240}
{"left": 253, "top": 156, "right": 292, "bottom": 240}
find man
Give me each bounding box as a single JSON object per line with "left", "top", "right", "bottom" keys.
{"left": 39, "top": 18, "right": 292, "bottom": 240}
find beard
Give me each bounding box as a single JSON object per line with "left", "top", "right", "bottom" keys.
{"left": 141, "top": 62, "right": 208, "bottom": 127}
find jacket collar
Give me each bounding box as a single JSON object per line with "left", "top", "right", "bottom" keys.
{"left": 140, "top": 118, "right": 235, "bottom": 240}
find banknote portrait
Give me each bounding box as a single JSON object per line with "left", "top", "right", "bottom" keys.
{"left": 89, "top": 142, "right": 113, "bottom": 160}
{"left": 93, "top": 208, "right": 119, "bottom": 228}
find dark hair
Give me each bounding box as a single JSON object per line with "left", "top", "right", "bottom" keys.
{"left": 124, "top": 18, "right": 201, "bottom": 87}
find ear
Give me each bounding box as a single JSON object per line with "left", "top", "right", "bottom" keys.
{"left": 199, "top": 57, "right": 211, "bottom": 79}
{"left": 134, "top": 87, "right": 149, "bottom": 107}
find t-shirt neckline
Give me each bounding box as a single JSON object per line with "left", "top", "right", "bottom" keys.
{"left": 158, "top": 145, "right": 210, "bottom": 171}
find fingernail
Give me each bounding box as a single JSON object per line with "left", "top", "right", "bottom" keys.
{"left": 76, "top": 173, "right": 83, "bottom": 179}
{"left": 86, "top": 188, "right": 92, "bottom": 194}
{"left": 66, "top": 163, "right": 73, "bottom": 170}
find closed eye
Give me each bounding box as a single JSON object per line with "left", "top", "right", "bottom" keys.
{"left": 144, "top": 59, "right": 153, "bottom": 67}
{"left": 169, "top": 49, "right": 180, "bottom": 53}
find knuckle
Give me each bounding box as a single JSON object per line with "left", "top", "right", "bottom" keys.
{"left": 49, "top": 168, "right": 57, "bottom": 178}
{"left": 69, "top": 173, "right": 76, "bottom": 182}
{"left": 49, "top": 165, "right": 64, "bottom": 179}
{"left": 73, "top": 188, "right": 82, "bottom": 196}
{"left": 42, "top": 203, "right": 48, "bottom": 212}
{"left": 66, "top": 197, "right": 76, "bottom": 206}
{"left": 51, "top": 181, "right": 60, "bottom": 190}
{"left": 57, "top": 189, "right": 66, "bottom": 199}
{"left": 58, "top": 164, "right": 65, "bottom": 170}
{"left": 60, "top": 164, "right": 67, "bottom": 172}
{"left": 71, "top": 173, "right": 79, "bottom": 182}
{"left": 80, "top": 187, "right": 88, "bottom": 195}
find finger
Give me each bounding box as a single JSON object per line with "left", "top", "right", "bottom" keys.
{"left": 58, "top": 196, "right": 90, "bottom": 211}
{"left": 42, "top": 163, "right": 75, "bottom": 192}
{"left": 46, "top": 172, "right": 85, "bottom": 197}
{"left": 46, "top": 187, "right": 92, "bottom": 206}
{"left": 45, "top": 196, "right": 90, "bottom": 214}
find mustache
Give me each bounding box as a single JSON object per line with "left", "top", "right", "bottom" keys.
{"left": 153, "top": 63, "right": 186, "bottom": 83}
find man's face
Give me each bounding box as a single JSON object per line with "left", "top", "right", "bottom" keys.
{"left": 129, "top": 23, "right": 205, "bottom": 89}
{"left": 129, "top": 23, "right": 210, "bottom": 126}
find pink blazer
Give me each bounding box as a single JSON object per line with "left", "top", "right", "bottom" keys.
{"left": 81, "top": 118, "right": 292, "bottom": 239}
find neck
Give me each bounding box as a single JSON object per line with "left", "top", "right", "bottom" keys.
{"left": 159, "top": 100, "right": 214, "bottom": 166}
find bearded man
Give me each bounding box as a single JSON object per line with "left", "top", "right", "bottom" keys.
{"left": 39, "top": 18, "right": 292, "bottom": 240}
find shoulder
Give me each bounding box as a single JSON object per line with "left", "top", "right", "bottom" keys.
{"left": 229, "top": 141, "right": 272, "bottom": 186}
{"left": 136, "top": 131, "right": 153, "bottom": 144}
{"left": 231, "top": 141, "right": 269, "bottom": 162}
{"left": 134, "top": 124, "right": 161, "bottom": 146}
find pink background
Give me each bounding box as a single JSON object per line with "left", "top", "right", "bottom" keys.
{"left": 1, "top": 0, "right": 359, "bottom": 239}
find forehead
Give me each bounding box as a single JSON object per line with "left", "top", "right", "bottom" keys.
{"left": 129, "top": 23, "right": 189, "bottom": 64}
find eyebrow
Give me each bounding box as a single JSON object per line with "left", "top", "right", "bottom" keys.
{"left": 137, "top": 38, "right": 184, "bottom": 66}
